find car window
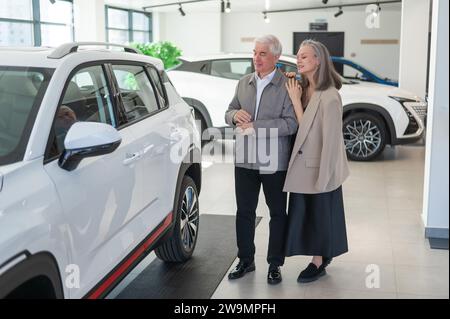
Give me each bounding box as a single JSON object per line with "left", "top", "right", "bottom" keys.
{"left": 211, "top": 59, "right": 253, "bottom": 80}
{"left": 343, "top": 64, "right": 366, "bottom": 80}
{"left": 112, "top": 65, "right": 160, "bottom": 123}
{"left": 47, "top": 65, "right": 115, "bottom": 159}
{"left": 277, "top": 62, "right": 298, "bottom": 73}
{"left": 147, "top": 66, "right": 168, "bottom": 107}
{"left": 0, "top": 67, "right": 53, "bottom": 165}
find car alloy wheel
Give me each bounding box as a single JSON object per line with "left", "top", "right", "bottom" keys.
{"left": 180, "top": 185, "right": 199, "bottom": 251}
{"left": 343, "top": 113, "right": 387, "bottom": 161}
{"left": 155, "top": 175, "right": 200, "bottom": 262}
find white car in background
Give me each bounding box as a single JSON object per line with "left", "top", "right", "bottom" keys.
{"left": 0, "top": 43, "right": 201, "bottom": 299}
{"left": 168, "top": 54, "right": 427, "bottom": 161}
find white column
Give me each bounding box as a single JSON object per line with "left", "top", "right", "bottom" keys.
{"left": 152, "top": 12, "right": 161, "bottom": 42}
{"left": 73, "top": 0, "right": 106, "bottom": 42}
{"left": 422, "top": 0, "right": 449, "bottom": 240}
{"left": 398, "top": 0, "right": 430, "bottom": 98}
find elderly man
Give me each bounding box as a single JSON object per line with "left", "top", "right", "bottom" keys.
{"left": 225, "top": 35, "right": 298, "bottom": 284}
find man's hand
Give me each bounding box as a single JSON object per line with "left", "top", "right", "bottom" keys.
{"left": 233, "top": 109, "right": 252, "bottom": 125}
{"left": 236, "top": 122, "right": 255, "bottom": 136}
{"left": 237, "top": 122, "right": 254, "bottom": 130}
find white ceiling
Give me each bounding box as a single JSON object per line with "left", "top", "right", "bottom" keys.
{"left": 105, "top": 0, "right": 401, "bottom": 13}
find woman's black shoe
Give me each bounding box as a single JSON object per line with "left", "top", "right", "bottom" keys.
{"left": 297, "top": 263, "right": 327, "bottom": 283}
{"left": 323, "top": 257, "right": 333, "bottom": 268}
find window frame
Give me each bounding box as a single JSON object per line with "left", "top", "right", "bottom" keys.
{"left": 44, "top": 62, "right": 117, "bottom": 163}
{"left": 105, "top": 5, "right": 152, "bottom": 44}
{"left": 106, "top": 62, "right": 168, "bottom": 131}
{"left": 146, "top": 64, "right": 169, "bottom": 108}
{"left": 0, "top": 0, "right": 74, "bottom": 47}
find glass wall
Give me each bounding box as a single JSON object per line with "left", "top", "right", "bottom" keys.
{"left": 0, "top": 0, "right": 74, "bottom": 47}
{"left": 106, "top": 6, "right": 152, "bottom": 45}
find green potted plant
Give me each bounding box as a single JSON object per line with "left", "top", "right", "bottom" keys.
{"left": 132, "top": 41, "right": 182, "bottom": 69}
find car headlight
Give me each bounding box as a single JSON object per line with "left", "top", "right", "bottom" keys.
{"left": 389, "top": 96, "right": 428, "bottom": 133}
{"left": 388, "top": 96, "right": 418, "bottom": 104}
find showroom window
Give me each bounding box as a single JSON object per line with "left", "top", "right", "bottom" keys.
{"left": 0, "top": 0, "right": 74, "bottom": 47}
{"left": 105, "top": 6, "right": 152, "bottom": 45}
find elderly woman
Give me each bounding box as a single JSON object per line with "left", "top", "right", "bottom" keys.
{"left": 283, "top": 39, "right": 350, "bottom": 283}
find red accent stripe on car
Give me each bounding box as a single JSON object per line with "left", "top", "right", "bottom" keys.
{"left": 87, "top": 212, "right": 173, "bottom": 299}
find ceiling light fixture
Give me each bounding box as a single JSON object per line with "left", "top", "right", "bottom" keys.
{"left": 258, "top": 1, "right": 400, "bottom": 17}
{"left": 334, "top": 6, "right": 343, "bottom": 17}
{"left": 264, "top": 13, "right": 270, "bottom": 23}
{"left": 220, "top": 0, "right": 225, "bottom": 13}
{"left": 178, "top": 4, "right": 186, "bottom": 16}
{"left": 225, "top": 0, "right": 231, "bottom": 13}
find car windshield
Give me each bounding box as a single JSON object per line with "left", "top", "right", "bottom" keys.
{"left": 0, "top": 66, "right": 53, "bottom": 166}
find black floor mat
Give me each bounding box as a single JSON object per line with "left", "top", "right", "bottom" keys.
{"left": 116, "top": 214, "right": 261, "bottom": 299}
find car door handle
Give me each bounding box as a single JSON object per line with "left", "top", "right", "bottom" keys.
{"left": 143, "top": 144, "right": 154, "bottom": 155}
{"left": 123, "top": 152, "right": 141, "bottom": 166}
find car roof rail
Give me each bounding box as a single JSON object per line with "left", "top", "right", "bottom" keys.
{"left": 48, "top": 42, "right": 141, "bottom": 59}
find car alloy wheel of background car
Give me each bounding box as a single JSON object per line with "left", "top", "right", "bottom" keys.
{"left": 343, "top": 113, "right": 387, "bottom": 161}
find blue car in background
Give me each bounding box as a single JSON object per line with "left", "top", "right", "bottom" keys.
{"left": 332, "top": 56, "right": 399, "bottom": 87}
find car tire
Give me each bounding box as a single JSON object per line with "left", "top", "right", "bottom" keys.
{"left": 155, "top": 175, "right": 200, "bottom": 262}
{"left": 343, "top": 112, "right": 387, "bottom": 161}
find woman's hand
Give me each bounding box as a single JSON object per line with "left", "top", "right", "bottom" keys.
{"left": 285, "top": 77, "right": 303, "bottom": 106}
{"left": 284, "top": 72, "right": 297, "bottom": 79}
{"left": 285, "top": 77, "right": 304, "bottom": 123}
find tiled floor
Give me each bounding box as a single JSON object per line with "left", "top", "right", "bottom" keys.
{"left": 108, "top": 140, "right": 449, "bottom": 299}
{"left": 202, "top": 140, "right": 448, "bottom": 299}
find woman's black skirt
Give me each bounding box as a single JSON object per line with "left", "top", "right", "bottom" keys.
{"left": 285, "top": 186, "right": 348, "bottom": 258}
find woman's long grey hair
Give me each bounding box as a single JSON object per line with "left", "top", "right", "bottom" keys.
{"left": 300, "top": 39, "right": 342, "bottom": 91}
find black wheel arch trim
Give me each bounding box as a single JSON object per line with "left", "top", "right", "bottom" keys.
{"left": 182, "top": 97, "right": 213, "bottom": 129}
{"left": 343, "top": 103, "right": 397, "bottom": 145}
{"left": 0, "top": 251, "right": 64, "bottom": 299}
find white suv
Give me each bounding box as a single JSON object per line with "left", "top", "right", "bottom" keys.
{"left": 168, "top": 54, "right": 427, "bottom": 161}
{"left": 0, "top": 43, "right": 202, "bottom": 299}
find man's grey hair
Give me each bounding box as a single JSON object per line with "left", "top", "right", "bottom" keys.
{"left": 255, "top": 35, "right": 282, "bottom": 57}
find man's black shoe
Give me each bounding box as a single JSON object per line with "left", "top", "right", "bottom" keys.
{"left": 267, "top": 265, "right": 282, "bottom": 285}
{"left": 228, "top": 260, "right": 255, "bottom": 280}
{"left": 297, "top": 263, "right": 326, "bottom": 283}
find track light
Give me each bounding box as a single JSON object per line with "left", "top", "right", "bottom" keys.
{"left": 225, "top": 0, "right": 231, "bottom": 13}
{"left": 322, "top": 0, "right": 328, "bottom": 4}
{"left": 178, "top": 4, "right": 186, "bottom": 16}
{"left": 264, "top": 13, "right": 270, "bottom": 23}
{"left": 49, "top": 0, "right": 56, "bottom": 3}
{"left": 371, "top": 3, "right": 381, "bottom": 17}
{"left": 220, "top": 0, "right": 225, "bottom": 13}
{"left": 334, "top": 6, "right": 343, "bottom": 18}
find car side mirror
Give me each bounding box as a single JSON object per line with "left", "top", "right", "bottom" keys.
{"left": 58, "top": 122, "right": 121, "bottom": 171}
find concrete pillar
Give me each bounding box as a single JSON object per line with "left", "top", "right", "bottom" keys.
{"left": 422, "top": 0, "right": 449, "bottom": 246}
{"left": 399, "top": 0, "right": 430, "bottom": 98}
{"left": 73, "top": 0, "right": 106, "bottom": 42}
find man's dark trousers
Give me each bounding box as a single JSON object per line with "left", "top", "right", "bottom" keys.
{"left": 235, "top": 166, "right": 288, "bottom": 267}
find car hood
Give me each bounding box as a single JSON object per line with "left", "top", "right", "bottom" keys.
{"left": 345, "top": 81, "right": 424, "bottom": 102}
